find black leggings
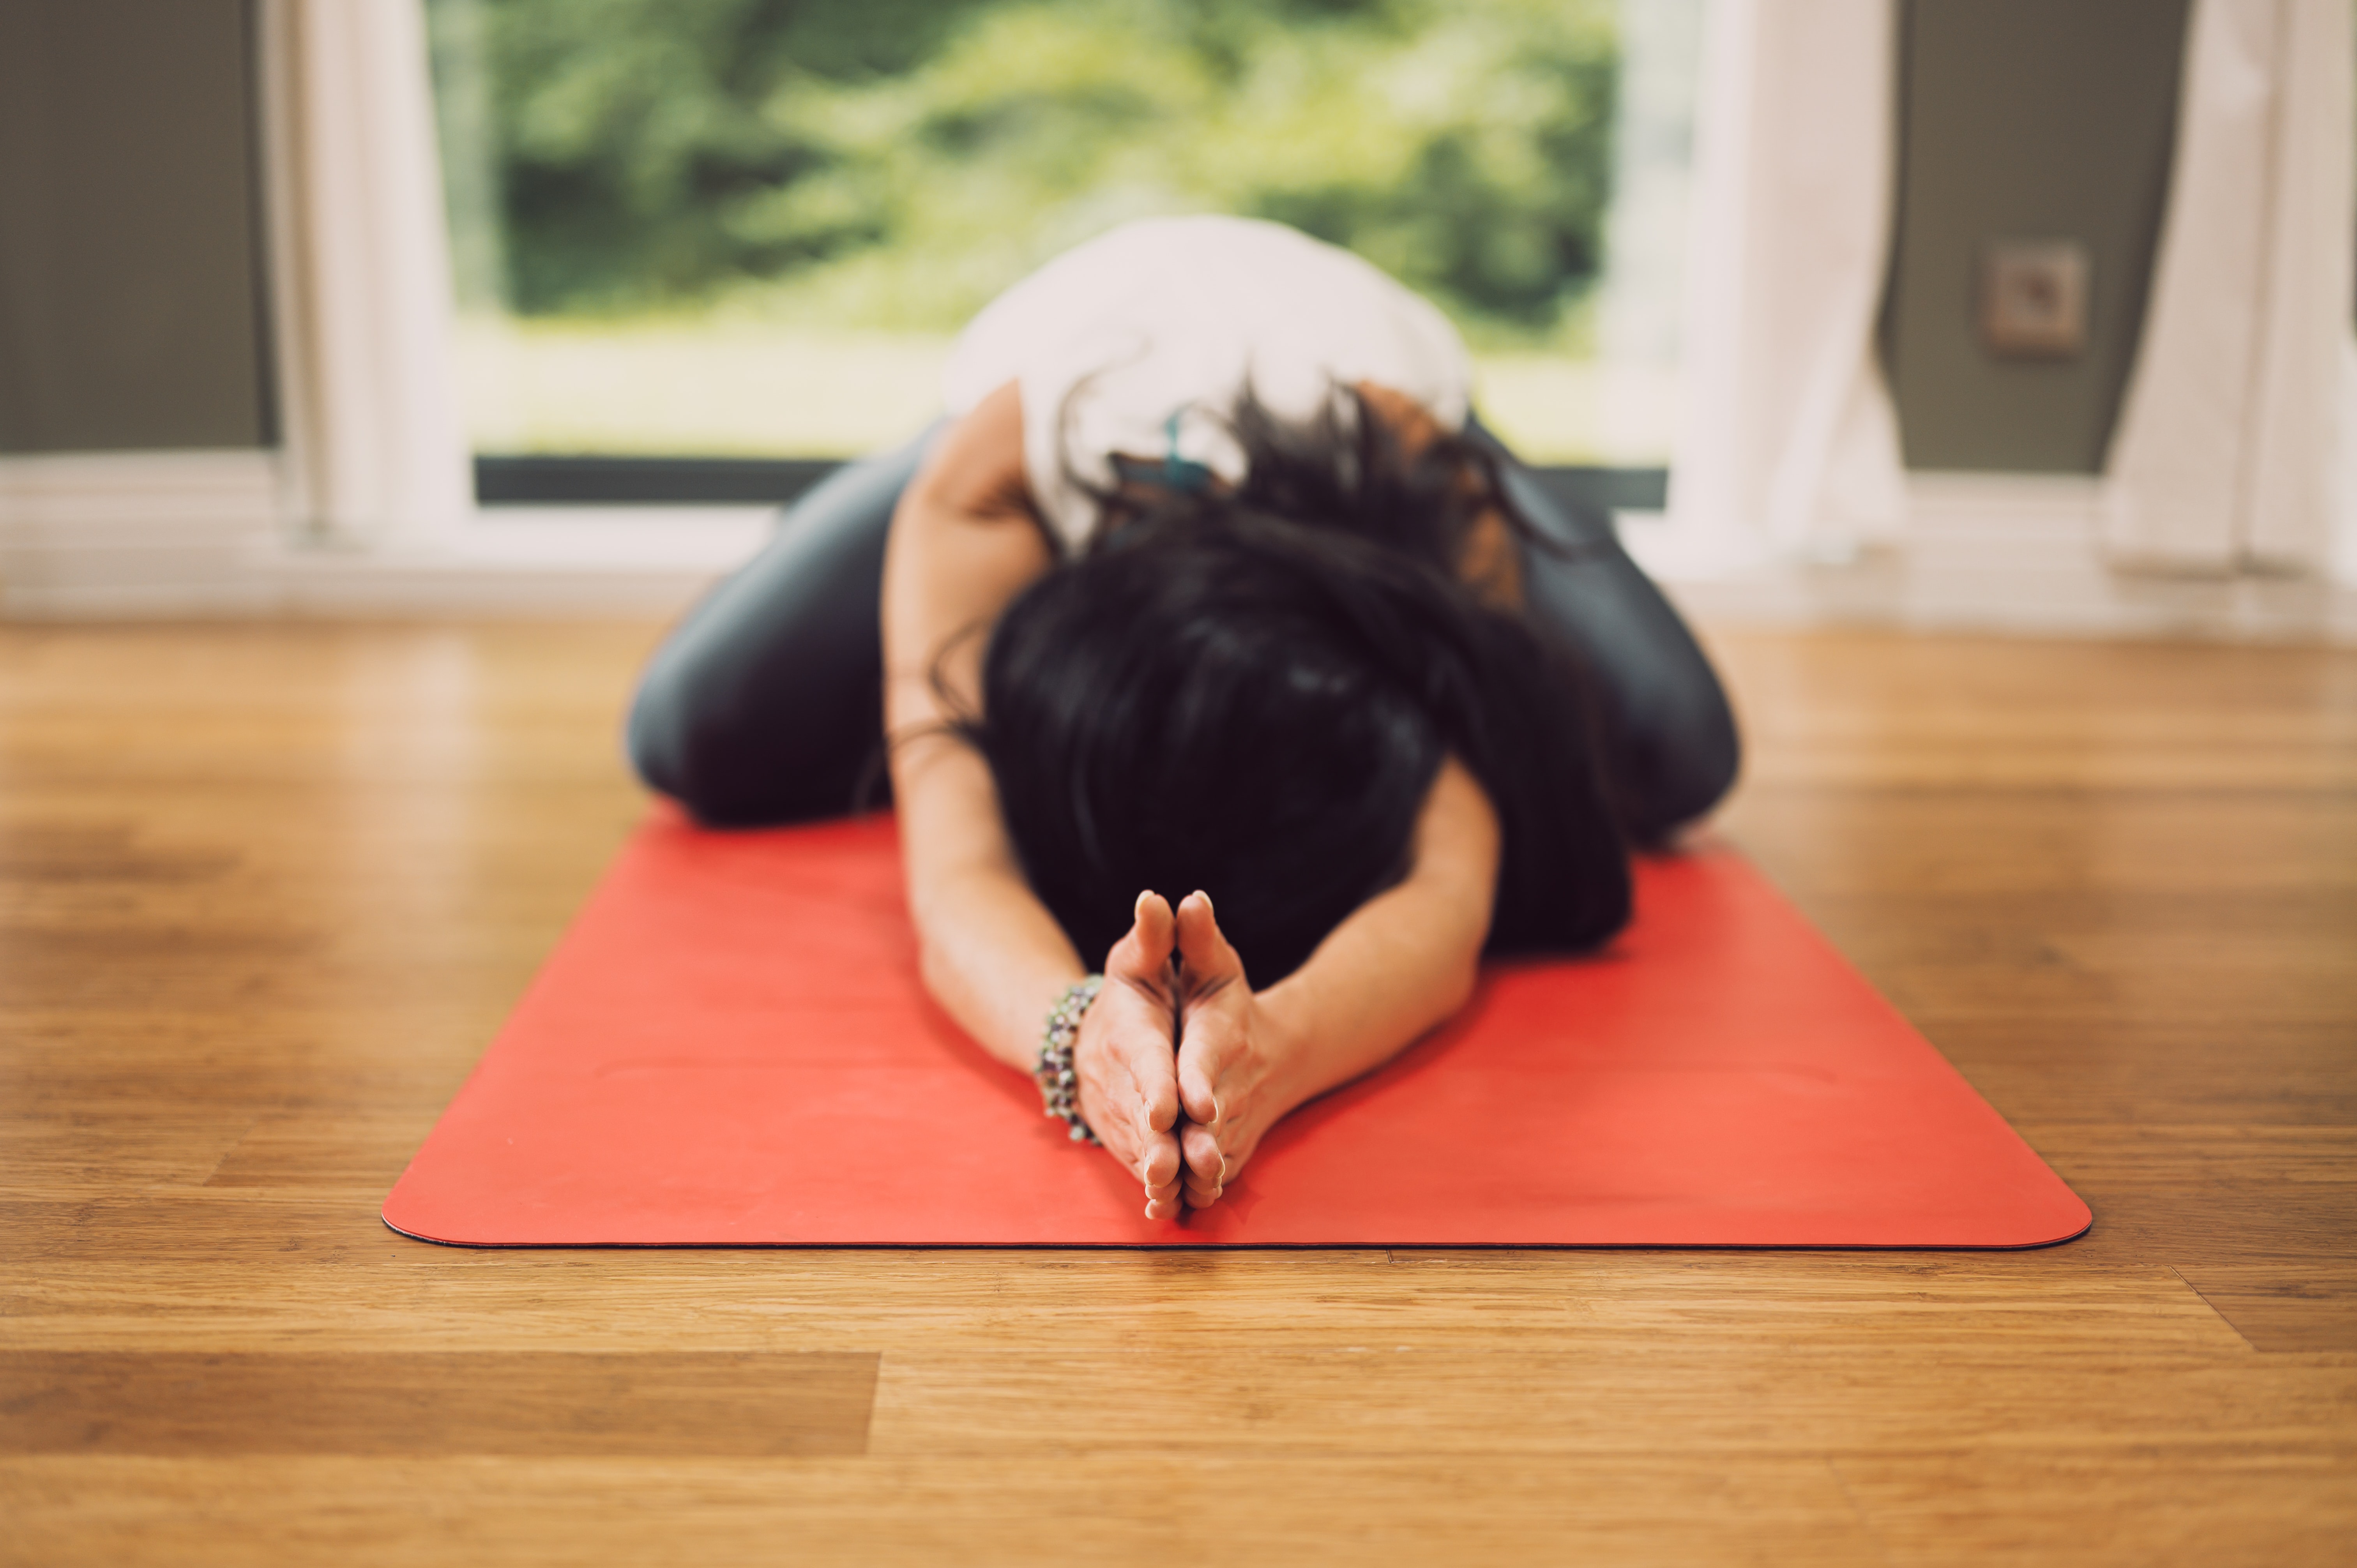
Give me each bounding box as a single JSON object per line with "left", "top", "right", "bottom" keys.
{"left": 625, "top": 424, "right": 1740, "bottom": 843}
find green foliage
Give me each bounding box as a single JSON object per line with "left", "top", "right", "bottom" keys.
{"left": 436, "top": 0, "right": 1617, "bottom": 341}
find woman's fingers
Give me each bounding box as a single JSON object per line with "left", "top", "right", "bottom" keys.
{"left": 1084, "top": 889, "right": 1186, "bottom": 1218}
{"left": 1108, "top": 890, "right": 1176, "bottom": 987}
{"left": 1131, "top": 1057, "right": 1182, "bottom": 1219}
{"left": 1176, "top": 1026, "right": 1222, "bottom": 1132}
{"left": 1174, "top": 889, "right": 1244, "bottom": 992}
{"left": 1179, "top": 1119, "right": 1227, "bottom": 1206}
{"left": 1174, "top": 890, "right": 1245, "bottom": 1129}
{"left": 1170, "top": 891, "right": 1275, "bottom": 1210}
{"left": 1127, "top": 1054, "right": 1182, "bottom": 1183}
{"left": 1145, "top": 1162, "right": 1185, "bottom": 1220}
{"left": 1180, "top": 1104, "right": 1248, "bottom": 1205}
{"left": 1081, "top": 988, "right": 1179, "bottom": 1206}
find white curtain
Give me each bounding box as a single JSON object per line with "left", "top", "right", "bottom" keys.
{"left": 1664, "top": 0, "right": 1907, "bottom": 570}
{"left": 261, "top": 0, "right": 470, "bottom": 549}
{"left": 2339, "top": 335, "right": 2357, "bottom": 584}
{"left": 2101, "top": 0, "right": 2356, "bottom": 577}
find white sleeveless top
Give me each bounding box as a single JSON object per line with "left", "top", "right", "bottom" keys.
{"left": 941, "top": 216, "right": 1474, "bottom": 553}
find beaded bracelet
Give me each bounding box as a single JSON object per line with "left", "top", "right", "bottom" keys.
{"left": 1035, "top": 974, "right": 1105, "bottom": 1145}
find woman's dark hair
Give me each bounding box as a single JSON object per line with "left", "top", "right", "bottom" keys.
{"left": 961, "top": 387, "right": 1631, "bottom": 984}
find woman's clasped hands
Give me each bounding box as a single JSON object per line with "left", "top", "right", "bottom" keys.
{"left": 1071, "top": 889, "right": 1296, "bottom": 1220}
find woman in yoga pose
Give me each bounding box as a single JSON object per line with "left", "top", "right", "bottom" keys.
{"left": 627, "top": 216, "right": 1739, "bottom": 1219}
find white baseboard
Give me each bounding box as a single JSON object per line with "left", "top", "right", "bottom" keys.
{"left": 1, "top": 451, "right": 770, "bottom": 618}
{"left": 1631, "top": 473, "right": 2357, "bottom": 642}
{"left": 264, "top": 507, "right": 774, "bottom": 618}
{"left": 0, "top": 451, "right": 287, "bottom": 616}
{"left": 6, "top": 456, "right": 2353, "bottom": 639}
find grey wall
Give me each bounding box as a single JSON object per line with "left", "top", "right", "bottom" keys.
{"left": 0, "top": 0, "right": 273, "bottom": 454}
{"left": 1884, "top": 0, "right": 2190, "bottom": 473}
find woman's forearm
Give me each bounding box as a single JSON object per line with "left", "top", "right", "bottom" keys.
{"left": 1253, "top": 880, "right": 1483, "bottom": 1105}
{"left": 1249, "top": 756, "right": 1500, "bottom": 1112}
{"left": 878, "top": 381, "right": 1080, "bottom": 1074}
{"left": 911, "top": 856, "right": 1090, "bottom": 1073}
{"left": 894, "top": 732, "right": 1088, "bottom": 1073}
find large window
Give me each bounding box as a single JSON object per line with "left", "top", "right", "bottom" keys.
{"left": 426, "top": 0, "right": 1695, "bottom": 496}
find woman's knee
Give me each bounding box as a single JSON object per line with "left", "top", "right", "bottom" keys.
{"left": 624, "top": 641, "right": 883, "bottom": 826}
{"left": 1633, "top": 677, "right": 1740, "bottom": 838}
{"left": 621, "top": 433, "right": 929, "bottom": 822}
{"left": 624, "top": 671, "right": 680, "bottom": 795}
{"left": 623, "top": 652, "right": 728, "bottom": 809}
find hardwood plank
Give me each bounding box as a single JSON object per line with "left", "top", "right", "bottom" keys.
{"left": 0, "top": 1108, "right": 260, "bottom": 1191}
{"left": 0, "top": 1455, "right": 1887, "bottom": 1567}
{"left": 0, "top": 1232, "right": 2252, "bottom": 1358}
{"left": 0, "top": 1352, "right": 879, "bottom": 1457}
{"left": 2009, "top": 1123, "right": 2357, "bottom": 1290}
{"left": 2171, "top": 1263, "right": 2357, "bottom": 1354}
{"left": 866, "top": 1349, "right": 2356, "bottom": 1459}
{"left": 203, "top": 1114, "right": 443, "bottom": 1190}
{"left": 1897, "top": 1018, "right": 2357, "bottom": 1128}
{"left": 1835, "top": 1446, "right": 2357, "bottom": 1568}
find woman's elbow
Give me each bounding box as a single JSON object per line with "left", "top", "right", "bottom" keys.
{"left": 1438, "top": 945, "right": 1483, "bottom": 1021}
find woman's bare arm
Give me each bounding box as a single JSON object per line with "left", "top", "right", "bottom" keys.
{"left": 881, "top": 381, "right": 1187, "bottom": 1215}
{"left": 881, "top": 381, "right": 1072, "bottom": 1068}
{"left": 1258, "top": 754, "right": 1500, "bottom": 1075}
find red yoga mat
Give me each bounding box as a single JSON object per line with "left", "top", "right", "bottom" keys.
{"left": 382, "top": 810, "right": 2089, "bottom": 1248}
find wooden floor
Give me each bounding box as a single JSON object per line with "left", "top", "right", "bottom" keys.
{"left": 2, "top": 621, "right": 2351, "bottom": 1565}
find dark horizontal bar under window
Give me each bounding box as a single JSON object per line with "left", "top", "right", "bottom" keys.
{"left": 474, "top": 455, "right": 1669, "bottom": 514}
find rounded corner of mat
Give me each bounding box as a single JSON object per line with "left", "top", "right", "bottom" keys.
{"left": 1975, "top": 1192, "right": 2094, "bottom": 1251}
{"left": 2025, "top": 1201, "right": 2096, "bottom": 1250}
{"left": 380, "top": 1193, "right": 497, "bottom": 1249}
